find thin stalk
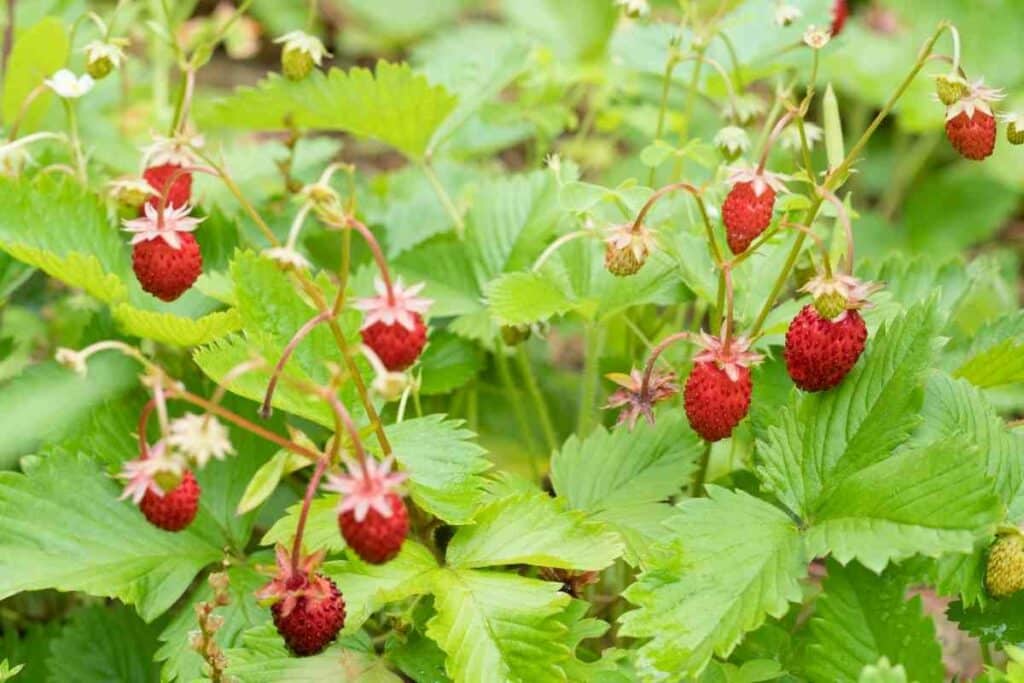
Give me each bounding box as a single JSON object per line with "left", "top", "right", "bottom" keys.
{"left": 673, "top": 44, "right": 707, "bottom": 180}
{"left": 532, "top": 230, "right": 594, "bottom": 272}
{"left": 261, "top": 311, "right": 333, "bottom": 418}
{"left": 648, "top": 51, "right": 680, "bottom": 186}
{"left": 516, "top": 345, "right": 558, "bottom": 455}
{"left": 1, "top": 0, "right": 14, "bottom": 93}
{"left": 290, "top": 456, "right": 328, "bottom": 570}
{"left": 577, "top": 325, "right": 603, "bottom": 436}
{"left": 137, "top": 398, "right": 157, "bottom": 459}
{"left": 691, "top": 442, "right": 712, "bottom": 497}
{"left": 639, "top": 331, "right": 692, "bottom": 399}
{"left": 495, "top": 347, "right": 540, "bottom": 478}
{"left": 420, "top": 160, "right": 464, "bottom": 239}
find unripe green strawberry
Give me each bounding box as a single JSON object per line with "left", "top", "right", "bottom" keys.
{"left": 986, "top": 533, "right": 1024, "bottom": 599}
{"left": 604, "top": 223, "right": 654, "bottom": 277}
{"left": 1005, "top": 115, "right": 1024, "bottom": 145}
{"left": 813, "top": 290, "right": 848, "bottom": 320}
{"left": 282, "top": 46, "right": 314, "bottom": 80}
{"left": 86, "top": 55, "right": 114, "bottom": 79}
{"left": 501, "top": 324, "right": 532, "bottom": 346}
{"left": 934, "top": 73, "right": 969, "bottom": 106}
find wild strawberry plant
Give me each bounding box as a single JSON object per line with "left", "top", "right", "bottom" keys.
{"left": 1, "top": 0, "right": 1024, "bottom": 681}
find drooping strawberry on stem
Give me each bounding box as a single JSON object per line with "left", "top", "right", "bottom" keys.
{"left": 324, "top": 455, "right": 409, "bottom": 564}
{"left": 784, "top": 273, "right": 879, "bottom": 392}
{"left": 943, "top": 80, "right": 1004, "bottom": 160}
{"left": 256, "top": 544, "right": 346, "bottom": 655}
{"left": 118, "top": 440, "right": 201, "bottom": 532}
{"left": 721, "top": 164, "right": 788, "bottom": 254}
{"left": 355, "top": 277, "right": 432, "bottom": 371}
{"left": 122, "top": 203, "right": 204, "bottom": 301}
{"left": 139, "top": 133, "right": 203, "bottom": 211}
{"left": 683, "top": 331, "right": 763, "bottom": 441}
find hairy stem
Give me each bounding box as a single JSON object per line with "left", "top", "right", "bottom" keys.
{"left": 261, "top": 311, "right": 333, "bottom": 419}
{"left": 290, "top": 456, "right": 328, "bottom": 571}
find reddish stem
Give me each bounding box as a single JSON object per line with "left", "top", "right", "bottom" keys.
{"left": 290, "top": 455, "right": 328, "bottom": 572}
{"left": 154, "top": 164, "right": 217, "bottom": 225}
{"left": 323, "top": 390, "right": 370, "bottom": 478}
{"left": 137, "top": 398, "right": 156, "bottom": 460}
{"left": 639, "top": 332, "right": 693, "bottom": 400}
{"left": 260, "top": 311, "right": 334, "bottom": 419}
{"left": 167, "top": 387, "right": 321, "bottom": 461}
{"left": 337, "top": 216, "right": 396, "bottom": 306}
{"left": 722, "top": 264, "right": 735, "bottom": 347}
{"left": 631, "top": 181, "right": 702, "bottom": 232}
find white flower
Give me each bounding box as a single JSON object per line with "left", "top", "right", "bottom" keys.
{"left": 323, "top": 455, "right": 407, "bottom": 522}
{"left": 55, "top": 347, "right": 87, "bottom": 376}
{"left": 274, "top": 30, "right": 331, "bottom": 65}
{"left": 84, "top": 40, "right": 126, "bottom": 68}
{"left": 141, "top": 132, "right": 204, "bottom": 167}
{"left": 167, "top": 413, "right": 234, "bottom": 468}
{"left": 44, "top": 69, "right": 94, "bottom": 98}
{"left": 714, "top": 126, "right": 751, "bottom": 158}
{"left": 774, "top": 4, "right": 802, "bottom": 27}
{"left": 122, "top": 203, "right": 204, "bottom": 249}
{"left": 803, "top": 26, "right": 831, "bottom": 50}
{"left": 263, "top": 246, "right": 311, "bottom": 270}
{"left": 354, "top": 277, "right": 432, "bottom": 331}
{"left": 615, "top": 0, "right": 650, "bottom": 18}
{"left": 117, "top": 442, "right": 186, "bottom": 504}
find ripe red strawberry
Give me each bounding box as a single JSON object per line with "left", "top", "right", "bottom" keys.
{"left": 257, "top": 546, "right": 346, "bottom": 656}
{"left": 684, "top": 362, "right": 753, "bottom": 442}
{"left": 143, "top": 163, "right": 192, "bottom": 210}
{"left": 945, "top": 110, "right": 997, "bottom": 160}
{"left": 132, "top": 233, "right": 203, "bottom": 302}
{"left": 325, "top": 455, "right": 408, "bottom": 565}
{"left": 723, "top": 182, "right": 775, "bottom": 254}
{"left": 361, "top": 316, "right": 427, "bottom": 371}
{"left": 830, "top": 0, "right": 849, "bottom": 36}
{"left": 339, "top": 491, "right": 409, "bottom": 564}
{"left": 721, "top": 167, "right": 787, "bottom": 255}
{"left": 784, "top": 305, "right": 867, "bottom": 392}
{"left": 943, "top": 81, "right": 1004, "bottom": 161}
{"left": 139, "top": 470, "right": 200, "bottom": 531}
{"left": 682, "top": 332, "right": 762, "bottom": 442}
{"left": 355, "top": 278, "right": 432, "bottom": 371}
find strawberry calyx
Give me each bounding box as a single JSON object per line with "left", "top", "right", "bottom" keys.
{"left": 801, "top": 273, "right": 880, "bottom": 321}
{"left": 692, "top": 331, "right": 764, "bottom": 383}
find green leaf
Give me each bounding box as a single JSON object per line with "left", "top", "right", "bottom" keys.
{"left": 2, "top": 17, "right": 69, "bottom": 132}
{"left": 384, "top": 630, "right": 450, "bottom": 683}
{"left": 446, "top": 493, "right": 623, "bottom": 570}
{"left": 0, "top": 178, "right": 129, "bottom": 303}
{"left": 45, "top": 604, "right": 160, "bottom": 682}
{"left": 0, "top": 356, "right": 136, "bottom": 467}
{"left": 914, "top": 372, "right": 1024, "bottom": 517}
{"left": 620, "top": 487, "right": 808, "bottom": 678}
{"left": 425, "top": 569, "right": 574, "bottom": 683}
{"left": 953, "top": 313, "right": 1024, "bottom": 388}
{"left": 806, "top": 437, "right": 1002, "bottom": 572}
{"left": 418, "top": 330, "right": 484, "bottom": 395}
{"left": 0, "top": 454, "right": 220, "bottom": 621}
{"left": 501, "top": 0, "right": 617, "bottom": 61}
{"left": 799, "top": 561, "right": 943, "bottom": 683}
{"left": 261, "top": 495, "right": 345, "bottom": 555}
{"left": 237, "top": 449, "right": 309, "bottom": 514}
{"left": 323, "top": 541, "right": 438, "bottom": 632}
{"left": 550, "top": 413, "right": 700, "bottom": 564}
{"left": 202, "top": 62, "right": 457, "bottom": 160}
{"left": 947, "top": 591, "right": 1024, "bottom": 648}
{"left": 757, "top": 300, "right": 941, "bottom": 516}
{"left": 156, "top": 564, "right": 270, "bottom": 683}
{"left": 486, "top": 271, "right": 574, "bottom": 326}
{"left": 113, "top": 304, "right": 241, "bottom": 346}
{"left": 225, "top": 626, "right": 401, "bottom": 682}
{"left": 385, "top": 415, "right": 491, "bottom": 525}
{"left": 857, "top": 658, "right": 909, "bottom": 683}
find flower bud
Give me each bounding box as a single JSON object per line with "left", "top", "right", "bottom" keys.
{"left": 275, "top": 31, "right": 330, "bottom": 81}
{"left": 84, "top": 40, "right": 127, "bottom": 80}
{"left": 713, "top": 126, "right": 750, "bottom": 162}
{"left": 500, "top": 324, "right": 532, "bottom": 347}
{"left": 934, "top": 73, "right": 969, "bottom": 106}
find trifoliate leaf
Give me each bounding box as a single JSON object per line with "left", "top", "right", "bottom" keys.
{"left": 45, "top": 604, "right": 161, "bottom": 683}
{"left": 385, "top": 415, "right": 491, "bottom": 525}
{"left": 798, "top": 560, "right": 943, "bottom": 683}
{"left": 425, "top": 569, "right": 573, "bottom": 683}
{"left": 0, "top": 453, "right": 220, "bottom": 621}
{"left": 446, "top": 493, "right": 623, "bottom": 570}
{"left": 323, "top": 542, "right": 438, "bottom": 633}
{"left": 620, "top": 487, "right": 808, "bottom": 678}
{"left": 486, "top": 271, "right": 574, "bottom": 326}
{"left": 202, "top": 62, "right": 457, "bottom": 160}
{"left": 113, "top": 304, "right": 241, "bottom": 347}
{"left": 417, "top": 330, "right": 484, "bottom": 395}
